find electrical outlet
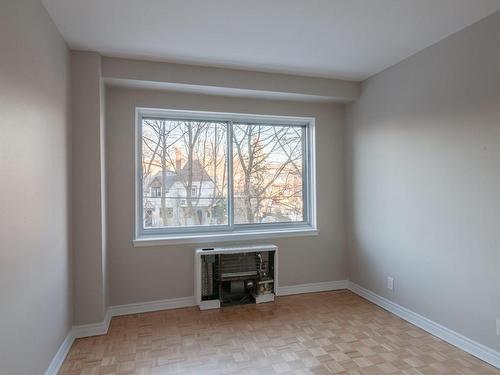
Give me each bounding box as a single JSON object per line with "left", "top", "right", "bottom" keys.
{"left": 496, "top": 319, "right": 500, "bottom": 336}
{"left": 387, "top": 276, "right": 394, "bottom": 291}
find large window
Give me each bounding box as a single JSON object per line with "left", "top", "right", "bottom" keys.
{"left": 136, "top": 108, "right": 316, "bottom": 244}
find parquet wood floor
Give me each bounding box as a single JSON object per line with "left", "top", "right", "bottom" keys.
{"left": 59, "top": 291, "right": 499, "bottom": 374}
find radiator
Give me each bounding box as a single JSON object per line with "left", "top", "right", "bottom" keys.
{"left": 194, "top": 244, "right": 278, "bottom": 310}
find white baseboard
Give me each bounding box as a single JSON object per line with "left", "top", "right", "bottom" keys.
{"left": 72, "top": 309, "right": 112, "bottom": 339}
{"left": 44, "top": 330, "right": 75, "bottom": 375}
{"left": 277, "top": 280, "right": 348, "bottom": 296}
{"left": 109, "top": 296, "right": 196, "bottom": 317}
{"left": 348, "top": 281, "right": 500, "bottom": 369}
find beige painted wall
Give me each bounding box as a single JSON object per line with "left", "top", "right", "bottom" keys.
{"left": 0, "top": 0, "right": 72, "bottom": 374}
{"left": 71, "top": 51, "right": 107, "bottom": 325}
{"left": 106, "top": 87, "right": 347, "bottom": 306}
{"left": 102, "top": 57, "right": 361, "bottom": 102}
{"left": 345, "top": 11, "right": 500, "bottom": 350}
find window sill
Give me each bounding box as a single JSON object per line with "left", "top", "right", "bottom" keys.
{"left": 133, "top": 227, "right": 319, "bottom": 247}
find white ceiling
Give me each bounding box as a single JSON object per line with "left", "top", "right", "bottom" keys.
{"left": 43, "top": 0, "right": 500, "bottom": 81}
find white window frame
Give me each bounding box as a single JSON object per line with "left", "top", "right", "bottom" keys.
{"left": 134, "top": 108, "right": 318, "bottom": 246}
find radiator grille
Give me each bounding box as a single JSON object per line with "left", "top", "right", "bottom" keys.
{"left": 201, "top": 251, "right": 272, "bottom": 299}
{"left": 221, "top": 253, "right": 257, "bottom": 278}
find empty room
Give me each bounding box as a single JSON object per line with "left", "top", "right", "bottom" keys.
{"left": 2, "top": 0, "right": 500, "bottom": 374}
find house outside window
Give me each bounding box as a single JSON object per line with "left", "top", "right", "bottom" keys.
{"left": 151, "top": 186, "right": 161, "bottom": 197}
{"left": 190, "top": 185, "right": 197, "bottom": 197}
{"left": 136, "top": 108, "right": 317, "bottom": 244}
{"left": 144, "top": 208, "right": 154, "bottom": 227}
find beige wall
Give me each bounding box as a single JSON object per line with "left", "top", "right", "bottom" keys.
{"left": 106, "top": 87, "right": 347, "bottom": 306}
{"left": 0, "top": 0, "right": 72, "bottom": 374}
{"left": 102, "top": 56, "right": 361, "bottom": 102}
{"left": 346, "top": 11, "right": 500, "bottom": 351}
{"left": 71, "top": 51, "right": 107, "bottom": 325}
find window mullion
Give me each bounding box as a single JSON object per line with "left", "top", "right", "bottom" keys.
{"left": 227, "top": 121, "right": 234, "bottom": 229}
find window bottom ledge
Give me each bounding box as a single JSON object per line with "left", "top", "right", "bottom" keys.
{"left": 133, "top": 228, "right": 319, "bottom": 247}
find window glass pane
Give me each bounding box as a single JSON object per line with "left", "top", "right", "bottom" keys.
{"left": 142, "top": 119, "right": 228, "bottom": 228}
{"left": 232, "top": 123, "right": 305, "bottom": 224}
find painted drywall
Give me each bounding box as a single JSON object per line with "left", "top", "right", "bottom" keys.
{"left": 101, "top": 56, "right": 361, "bottom": 101}
{"left": 0, "top": 1, "right": 72, "bottom": 374}
{"left": 106, "top": 87, "right": 347, "bottom": 306}
{"left": 345, "top": 11, "right": 500, "bottom": 351}
{"left": 71, "top": 51, "right": 107, "bottom": 325}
